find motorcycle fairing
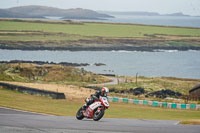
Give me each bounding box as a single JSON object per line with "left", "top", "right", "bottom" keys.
{"left": 100, "top": 96, "right": 109, "bottom": 107}
{"left": 83, "top": 101, "right": 101, "bottom": 118}
{"left": 89, "top": 101, "right": 101, "bottom": 110}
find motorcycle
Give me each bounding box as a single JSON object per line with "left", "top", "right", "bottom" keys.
{"left": 76, "top": 96, "right": 109, "bottom": 121}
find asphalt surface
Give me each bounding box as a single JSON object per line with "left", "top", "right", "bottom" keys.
{"left": 0, "top": 107, "right": 200, "bottom": 133}
{"left": 89, "top": 77, "right": 126, "bottom": 86}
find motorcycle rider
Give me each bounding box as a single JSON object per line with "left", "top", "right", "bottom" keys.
{"left": 82, "top": 87, "right": 109, "bottom": 109}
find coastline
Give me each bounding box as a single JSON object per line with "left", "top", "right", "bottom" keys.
{"left": 0, "top": 60, "right": 106, "bottom": 67}
{"left": 0, "top": 45, "right": 200, "bottom": 52}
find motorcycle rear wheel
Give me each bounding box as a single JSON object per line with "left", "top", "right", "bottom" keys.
{"left": 93, "top": 109, "right": 105, "bottom": 121}
{"left": 76, "top": 107, "right": 84, "bottom": 120}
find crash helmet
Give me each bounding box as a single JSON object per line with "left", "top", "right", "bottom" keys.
{"left": 101, "top": 87, "right": 109, "bottom": 96}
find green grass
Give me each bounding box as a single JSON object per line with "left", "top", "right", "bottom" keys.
{"left": 168, "top": 41, "right": 193, "bottom": 46}
{"left": 106, "top": 103, "right": 200, "bottom": 121}
{"left": 0, "top": 34, "right": 85, "bottom": 41}
{"left": 1, "top": 21, "right": 200, "bottom": 37}
{"left": 0, "top": 87, "right": 199, "bottom": 121}
{"left": 0, "top": 87, "right": 80, "bottom": 116}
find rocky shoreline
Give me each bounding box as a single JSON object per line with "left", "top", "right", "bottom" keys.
{"left": 0, "top": 60, "right": 106, "bottom": 67}
{"left": 0, "top": 45, "right": 200, "bottom": 52}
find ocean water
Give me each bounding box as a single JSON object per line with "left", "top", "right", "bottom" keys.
{"left": 106, "top": 15, "right": 200, "bottom": 28}
{"left": 71, "top": 15, "right": 200, "bottom": 28}
{"left": 0, "top": 49, "right": 200, "bottom": 79}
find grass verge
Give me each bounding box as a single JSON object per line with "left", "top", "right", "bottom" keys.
{"left": 0, "top": 87, "right": 199, "bottom": 123}
{"left": 106, "top": 102, "right": 200, "bottom": 121}
{"left": 0, "top": 87, "right": 81, "bottom": 116}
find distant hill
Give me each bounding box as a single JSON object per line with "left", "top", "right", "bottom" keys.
{"left": 61, "top": 8, "right": 113, "bottom": 20}
{"left": 100, "top": 11, "right": 193, "bottom": 17}
{"left": 163, "top": 12, "right": 190, "bottom": 17}
{"left": 0, "top": 5, "right": 114, "bottom": 20}
{"left": 0, "top": 9, "right": 44, "bottom": 18}
{"left": 99, "top": 11, "right": 160, "bottom": 16}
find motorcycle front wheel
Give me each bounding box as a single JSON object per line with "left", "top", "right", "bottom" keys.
{"left": 93, "top": 109, "right": 105, "bottom": 121}
{"left": 76, "top": 107, "right": 84, "bottom": 120}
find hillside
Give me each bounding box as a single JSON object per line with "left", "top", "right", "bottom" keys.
{"left": 0, "top": 5, "right": 113, "bottom": 20}
{"left": 0, "top": 9, "right": 44, "bottom": 18}
{"left": 0, "top": 63, "right": 109, "bottom": 85}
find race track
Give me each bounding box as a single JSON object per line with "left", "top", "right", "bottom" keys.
{"left": 0, "top": 107, "right": 199, "bottom": 133}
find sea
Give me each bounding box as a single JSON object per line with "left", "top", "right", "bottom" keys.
{"left": 0, "top": 49, "right": 200, "bottom": 79}
{"left": 62, "top": 14, "right": 200, "bottom": 28}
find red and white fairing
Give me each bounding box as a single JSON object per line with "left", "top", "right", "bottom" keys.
{"left": 83, "top": 96, "right": 109, "bottom": 118}
{"left": 100, "top": 96, "right": 109, "bottom": 108}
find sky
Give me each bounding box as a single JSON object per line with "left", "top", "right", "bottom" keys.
{"left": 1, "top": 0, "right": 200, "bottom": 16}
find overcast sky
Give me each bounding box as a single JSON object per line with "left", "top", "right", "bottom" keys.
{"left": 1, "top": 0, "right": 200, "bottom": 16}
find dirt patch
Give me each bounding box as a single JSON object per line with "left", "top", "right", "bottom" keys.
{"left": 180, "top": 120, "right": 200, "bottom": 125}
{"left": 0, "top": 81, "right": 95, "bottom": 100}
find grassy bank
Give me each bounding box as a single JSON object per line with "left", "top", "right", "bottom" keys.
{"left": 0, "top": 63, "right": 109, "bottom": 85}
{"left": 0, "top": 19, "right": 200, "bottom": 50}
{"left": 0, "top": 87, "right": 199, "bottom": 121}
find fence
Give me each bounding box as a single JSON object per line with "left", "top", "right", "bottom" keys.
{"left": 108, "top": 96, "right": 200, "bottom": 110}
{"left": 0, "top": 82, "right": 66, "bottom": 99}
